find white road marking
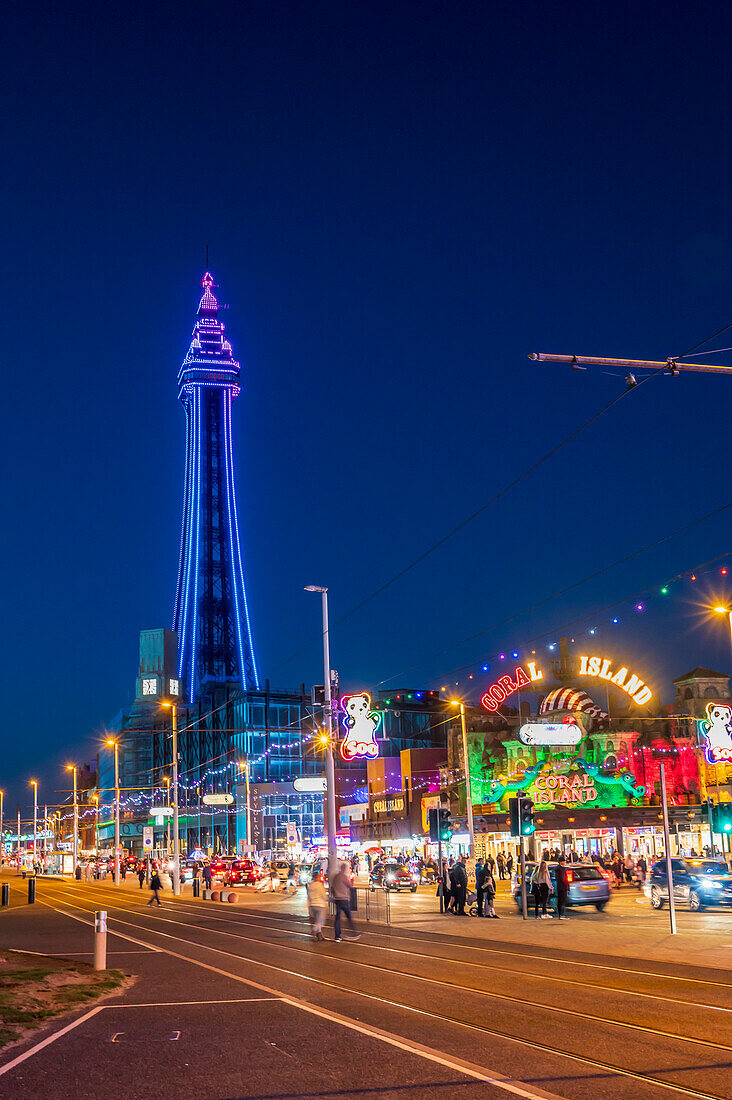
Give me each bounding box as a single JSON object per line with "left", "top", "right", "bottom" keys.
{"left": 114, "top": 997, "right": 278, "bottom": 1007}
{"left": 41, "top": 902, "right": 161, "bottom": 951}
{"left": 0, "top": 1006, "right": 106, "bottom": 1078}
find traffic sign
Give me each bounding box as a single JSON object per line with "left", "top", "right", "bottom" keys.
{"left": 149, "top": 806, "right": 173, "bottom": 817}
{"left": 202, "top": 793, "right": 234, "bottom": 806}
{"left": 142, "top": 826, "right": 153, "bottom": 852}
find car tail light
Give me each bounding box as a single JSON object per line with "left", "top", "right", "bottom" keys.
{"left": 566, "top": 870, "right": 574, "bottom": 883}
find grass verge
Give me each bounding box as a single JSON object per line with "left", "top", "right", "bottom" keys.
{"left": 0, "top": 952, "right": 127, "bottom": 1049}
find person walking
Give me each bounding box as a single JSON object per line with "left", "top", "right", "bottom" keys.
{"left": 331, "top": 862, "right": 360, "bottom": 942}
{"left": 475, "top": 858, "right": 485, "bottom": 918}
{"left": 452, "top": 855, "right": 468, "bottom": 915}
{"left": 148, "top": 868, "right": 163, "bottom": 906}
{"left": 137, "top": 864, "right": 145, "bottom": 888}
{"left": 506, "top": 853, "right": 513, "bottom": 877}
{"left": 307, "top": 871, "right": 328, "bottom": 941}
{"left": 202, "top": 863, "right": 213, "bottom": 891}
{"left": 556, "top": 855, "right": 569, "bottom": 919}
{"left": 440, "top": 858, "right": 452, "bottom": 914}
{"left": 531, "top": 860, "right": 552, "bottom": 918}
{"left": 496, "top": 852, "right": 505, "bottom": 880}
{"left": 483, "top": 864, "right": 498, "bottom": 918}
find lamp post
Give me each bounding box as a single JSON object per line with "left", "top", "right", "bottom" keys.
{"left": 106, "top": 739, "right": 121, "bottom": 885}
{"left": 43, "top": 804, "right": 48, "bottom": 857}
{"left": 30, "top": 781, "right": 38, "bottom": 868}
{"left": 451, "top": 701, "right": 475, "bottom": 857}
{"left": 304, "top": 585, "right": 338, "bottom": 881}
{"left": 0, "top": 790, "right": 4, "bottom": 865}
{"left": 711, "top": 606, "right": 732, "bottom": 853}
{"left": 162, "top": 704, "right": 181, "bottom": 895}
{"left": 163, "top": 777, "right": 171, "bottom": 855}
{"left": 66, "top": 765, "right": 78, "bottom": 873}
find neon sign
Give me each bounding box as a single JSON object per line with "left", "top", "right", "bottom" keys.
{"left": 699, "top": 702, "right": 732, "bottom": 764}
{"left": 340, "top": 692, "right": 381, "bottom": 761}
{"left": 578, "top": 655, "right": 652, "bottom": 705}
{"left": 480, "top": 662, "right": 544, "bottom": 711}
{"left": 534, "top": 773, "right": 598, "bottom": 805}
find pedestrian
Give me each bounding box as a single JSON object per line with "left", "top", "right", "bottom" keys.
{"left": 202, "top": 863, "right": 213, "bottom": 891}
{"left": 636, "top": 854, "right": 647, "bottom": 885}
{"left": 530, "top": 860, "right": 552, "bottom": 919}
{"left": 307, "top": 871, "right": 328, "bottom": 941}
{"left": 483, "top": 864, "right": 498, "bottom": 918}
{"left": 624, "top": 853, "right": 635, "bottom": 884}
{"left": 440, "top": 858, "right": 452, "bottom": 913}
{"left": 506, "top": 853, "right": 513, "bottom": 877}
{"left": 556, "top": 855, "right": 569, "bottom": 919}
{"left": 330, "top": 861, "right": 360, "bottom": 942}
{"left": 452, "top": 855, "right": 468, "bottom": 915}
{"left": 138, "top": 865, "right": 145, "bottom": 889}
{"left": 475, "top": 858, "right": 485, "bottom": 918}
{"left": 269, "top": 862, "right": 279, "bottom": 891}
{"left": 287, "top": 859, "right": 297, "bottom": 891}
{"left": 148, "top": 868, "right": 163, "bottom": 906}
{"left": 75, "top": 863, "right": 82, "bottom": 881}
{"left": 486, "top": 853, "right": 495, "bottom": 876}
{"left": 496, "top": 852, "right": 505, "bottom": 879}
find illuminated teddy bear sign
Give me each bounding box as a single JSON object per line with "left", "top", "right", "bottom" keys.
{"left": 700, "top": 702, "right": 732, "bottom": 764}
{"left": 339, "top": 692, "right": 381, "bottom": 761}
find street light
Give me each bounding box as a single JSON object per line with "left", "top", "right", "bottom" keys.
{"left": 29, "top": 781, "right": 38, "bottom": 868}
{"left": 106, "top": 738, "right": 121, "bottom": 886}
{"left": 451, "top": 701, "right": 475, "bottom": 857}
{"left": 0, "top": 789, "right": 5, "bottom": 866}
{"left": 161, "top": 703, "right": 181, "bottom": 895}
{"left": 66, "top": 765, "right": 78, "bottom": 873}
{"left": 304, "top": 585, "right": 338, "bottom": 881}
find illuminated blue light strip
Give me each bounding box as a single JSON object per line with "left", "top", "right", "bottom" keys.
{"left": 223, "top": 388, "right": 247, "bottom": 686}
{"left": 189, "top": 386, "right": 202, "bottom": 703}
{"left": 173, "top": 403, "right": 192, "bottom": 630}
{"left": 227, "top": 393, "right": 259, "bottom": 688}
{"left": 178, "top": 388, "right": 198, "bottom": 681}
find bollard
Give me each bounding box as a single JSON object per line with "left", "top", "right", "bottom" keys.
{"left": 94, "top": 911, "right": 107, "bottom": 970}
{"left": 1, "top": 883, "right": 9, "bottom": 907}
{"left": 28, "top": 878, "right": 36, "bottom": 904}
{"left": 192, "top": 878, "right": 201, "bottom": 898}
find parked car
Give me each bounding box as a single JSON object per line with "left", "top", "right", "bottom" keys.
{"left": 370, "top": 861, "right": 418, "bottom": 893}
{"left": 647, "top": 858, "right": 732, "bottom": 911}
{"left": 512, "top": 862, "right": 610, "bottom": 912}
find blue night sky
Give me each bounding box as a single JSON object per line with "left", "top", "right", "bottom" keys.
{"left": 4, "top": 2, "right": 732, "bottom": 813}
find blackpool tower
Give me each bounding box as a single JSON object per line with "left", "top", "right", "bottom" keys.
{"left": 173, "top": 273, "right": 259, "bottom": 700}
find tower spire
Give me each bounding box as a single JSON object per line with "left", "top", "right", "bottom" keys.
{"left": 173, "top": 272, "right": 259, "bottom": 700}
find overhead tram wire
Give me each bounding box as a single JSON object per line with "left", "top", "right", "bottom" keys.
{"left": 270, "top": 370, "right": 666, "bottom": 677}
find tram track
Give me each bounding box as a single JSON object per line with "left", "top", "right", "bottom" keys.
{"left": 37, "top": 884, "right": 732, "bottom": 1099}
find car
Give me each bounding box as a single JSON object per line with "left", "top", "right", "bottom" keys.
{"left": 209, "top": 857, "right": 235, "bottom": 880}
{"left": 223, "top": 859, "right": 261, "bottom": 886}
{"left": 647, "top": 858, "right": 732, "bottom": 911}
{"left": 512, "top": 862, "right": 611, "bottom": 912}
{"left": 370, "top": 861, "right": 419, "bottom": 892}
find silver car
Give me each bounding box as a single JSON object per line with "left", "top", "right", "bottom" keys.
{"left": 513, "top": 861, "right": 611, "bottom": 912}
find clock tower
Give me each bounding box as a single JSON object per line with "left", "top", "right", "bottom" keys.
{"left": 135, "top": 628, "right": 181, "bottom": 704}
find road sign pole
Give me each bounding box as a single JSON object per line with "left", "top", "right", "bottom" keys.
{"left": 438, "top": 837, "right": 443, "bottom": 913}
{"left": 660, "top": 762, "right": 677, "bottom": 935}
{"left": 519, "top": 834, "right": 527, "bottom": 921}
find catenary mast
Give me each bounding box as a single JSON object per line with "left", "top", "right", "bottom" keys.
{"left": 173, "top": 273, "right": 259, "bottom": 701}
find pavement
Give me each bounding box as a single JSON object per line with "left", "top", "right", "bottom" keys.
{"left": 1, "top": 871, "right": 732, "bottom": 1099}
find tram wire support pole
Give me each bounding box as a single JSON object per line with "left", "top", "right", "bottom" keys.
{"left": 519, "top": 834, "right": 528, "bottom": 921}
{"left": 660, "top": 762, "right": 677, "bottom": 935}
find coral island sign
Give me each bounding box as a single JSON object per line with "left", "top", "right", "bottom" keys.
{"left": 480, "top": 654, "right": 654, "bottom": 712}
{"left": 533, "top": 772, "right": 597, "bottom": 805}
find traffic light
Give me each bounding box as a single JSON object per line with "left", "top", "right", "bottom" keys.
{"left": 509, "top": 795, "right": 535, "bottom": 837}
{"left": 428, "top": 807, "right": 452, "bottom": 842}
{"left": 519, "top": 796, "right": 535, "bottom": 836}
{"left": 709, "top": 800, "right": 732, "bottom": 834}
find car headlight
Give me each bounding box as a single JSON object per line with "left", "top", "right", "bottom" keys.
{"left": 707, "top": 881, "right": 723, "bottom": 889}
{"left": 385, "top": 874, "right": 395, "bottom": 882}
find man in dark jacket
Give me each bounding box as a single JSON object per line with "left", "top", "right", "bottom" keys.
{"left": 556, "top": 856, "right": 569, "bottom": 919}
{"left": 452, "top": 856, "right": 468, "bottom": 915}
{"left": 475, "top": 858, "right": 486, "bottom": 918}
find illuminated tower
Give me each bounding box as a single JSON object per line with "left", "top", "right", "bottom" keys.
{"left": 173, "top": 273, "right": 259, "bottom": 700}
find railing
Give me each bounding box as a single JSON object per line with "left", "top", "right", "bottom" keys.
{"left": 329, "top": 887, "right": 391, "bottom": 925}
